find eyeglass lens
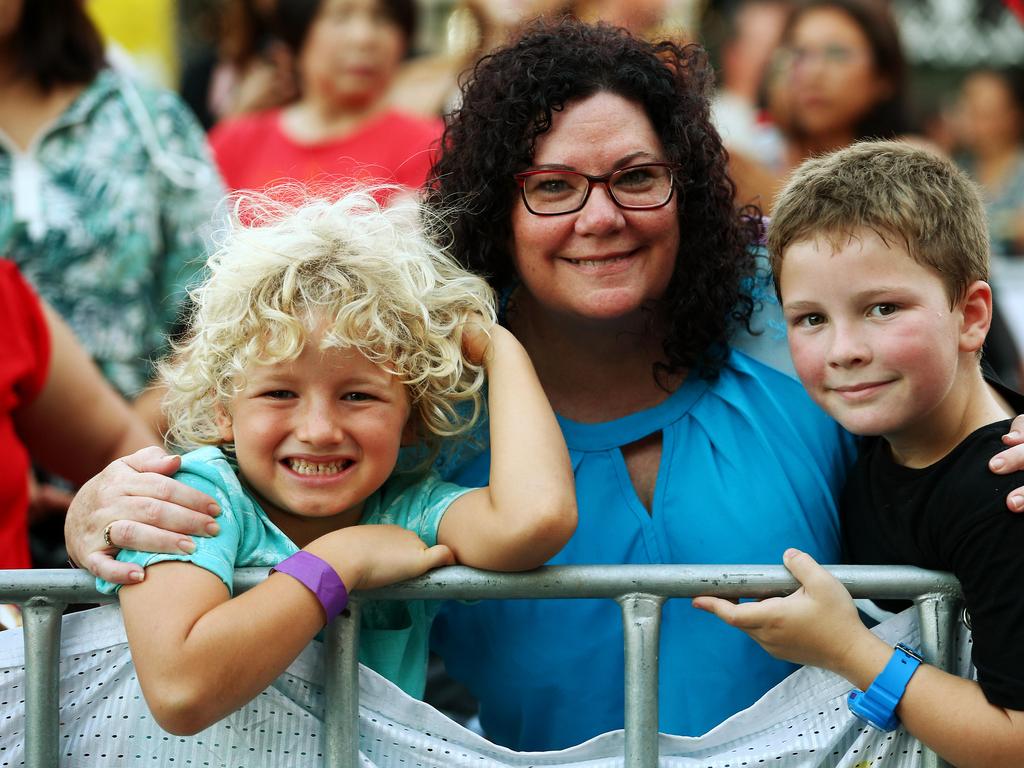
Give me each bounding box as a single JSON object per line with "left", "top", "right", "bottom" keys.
{"left": 521, "top": 164, "right": 673, "bottom": 214}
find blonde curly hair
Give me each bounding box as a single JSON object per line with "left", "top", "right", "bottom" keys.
{"left": 161, "top": 187, "right": 496, "bottom": 456}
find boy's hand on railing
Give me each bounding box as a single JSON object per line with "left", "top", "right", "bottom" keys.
{"left": 692, "top": 549, "right": 877, "bottom": 677}
{"left": 64, "top": 446, "right": 221, "bottom": 584}
{"left": 991, "top": 414, "right": 1024, "bottom": 511}
{"left": 303, "top": 524, "right": 455, "bottom": 592}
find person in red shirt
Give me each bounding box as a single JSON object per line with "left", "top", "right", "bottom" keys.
{"left": 208, "top": 0, "right": 441, "bottom": 193}
{"left": 0, "top": 260, "right": 157, "bottom": 572}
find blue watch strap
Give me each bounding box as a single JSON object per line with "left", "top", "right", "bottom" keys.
{"left": 847, "top": 643, "right": 923, "bottom": 731}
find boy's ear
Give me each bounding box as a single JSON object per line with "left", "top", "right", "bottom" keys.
{"left": 214, "top": 404, "right": 234, "bottom": 443}
{"left": 958, "top": 280, "right": 993, "bottom": 355}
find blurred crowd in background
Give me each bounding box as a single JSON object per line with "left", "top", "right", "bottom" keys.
{"left": 103, "top": 0, "right": 1024, "bottom": 325}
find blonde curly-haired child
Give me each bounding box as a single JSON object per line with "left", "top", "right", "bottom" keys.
{"left": 96, "top": 189, "right": 577, "bottom": 736}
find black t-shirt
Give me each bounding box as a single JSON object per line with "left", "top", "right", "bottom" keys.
{"left": 842, "top": 389, "right": 1024, "bottom": 710}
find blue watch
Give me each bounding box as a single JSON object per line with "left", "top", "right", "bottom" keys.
{"left": 847, "top": 642, "right": 923, "bottom": 731}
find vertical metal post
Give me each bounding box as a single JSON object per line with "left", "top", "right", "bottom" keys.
{"left": 323, "top": 600, "right": 361, "bottom": 768}
{"left": 22, "top": 598, "right": 64, "bottom": 768}
{"left": 618, "top": 594, "right": 665, "bottom": 768}
{"left": 915, "top": 593, "right": 959, "bottom": 768}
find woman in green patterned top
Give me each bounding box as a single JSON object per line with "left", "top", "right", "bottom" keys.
{"left": 0, "top": 0, "right": 225, "bottom": 427}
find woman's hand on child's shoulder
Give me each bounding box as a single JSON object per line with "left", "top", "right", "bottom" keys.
{"left": 992, "top": 414, "right": 1024, "bottom": 511}
{"left": 65, "top": 446, "right": 221, "bottom": 584}
{"left": 692, "top": 549, "right": 873, "bottom": 674}
{"left": 303, "top": 525, "right": 454, "bottom": 592}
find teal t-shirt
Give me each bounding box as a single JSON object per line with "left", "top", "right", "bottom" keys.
{"left": 96, "top": 446, "right": 474, "bottom": 697}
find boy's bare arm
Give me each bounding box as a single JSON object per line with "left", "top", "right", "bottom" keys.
{"left": 694, "top": 550, "right": 1024, "bottom": 768}
{"left": 436, "top": 322, "right": 577, "bottom": 571}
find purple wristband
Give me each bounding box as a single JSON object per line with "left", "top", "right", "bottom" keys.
{"left": 272, "top": 551, "right": 349, "bottom": 622}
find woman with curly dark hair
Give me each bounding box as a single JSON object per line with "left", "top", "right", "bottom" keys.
{"left": 423, "top": 18, "right": 856, "bottom": 750}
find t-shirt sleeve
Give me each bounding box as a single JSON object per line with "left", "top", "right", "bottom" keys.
{"left": 375, "top": 472, "right": 476, "bottom": 547}
{"left": 94, "top": 467, "right": 243, "bottom": 596}
{"left": 944, "top": 495, "right": 1024, "bottom": 709}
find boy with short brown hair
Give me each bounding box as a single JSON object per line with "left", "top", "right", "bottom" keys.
{"left": 696, "top": 141, "right": 1024, "bottom": 767}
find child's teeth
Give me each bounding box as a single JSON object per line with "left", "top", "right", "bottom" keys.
{"left": 289, "top": 459, "right": 344, "bottom": 475}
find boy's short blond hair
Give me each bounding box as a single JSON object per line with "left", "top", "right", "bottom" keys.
{"left": 768, "top": 141, "right": 990, "bottom": 306}
{"left": 161, "top": 188, "right": 496, "bottom": 455}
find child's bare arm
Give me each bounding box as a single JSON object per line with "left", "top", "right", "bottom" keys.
{"left": 693, "top": 550, "right": 1024, "bottom": 768}
{"left": 436, "top": 321, "right": 577, "bottom": 571}
{"left": 119, "top": 525, "right": 452, "bottom": 735}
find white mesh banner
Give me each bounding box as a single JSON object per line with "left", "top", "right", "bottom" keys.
{"left": 0, "top": 605, "right": 971, "bottom": 767}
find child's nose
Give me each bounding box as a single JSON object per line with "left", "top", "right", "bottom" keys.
{"left": 295, "top": 402, "right": 344, "bottom": 445}
{"left": 827, "top": 325, "right": 872, "bottom": 367}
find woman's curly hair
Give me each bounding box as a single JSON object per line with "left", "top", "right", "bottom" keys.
{"left": 425, "top": 17, "right": 758, "bottom": 380}
{"left": 161, "top": 188, "right": 495, "bottom": 457}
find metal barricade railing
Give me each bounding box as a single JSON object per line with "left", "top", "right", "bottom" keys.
{"left": 1, "top": 564, "right": 963, "bottom": 768}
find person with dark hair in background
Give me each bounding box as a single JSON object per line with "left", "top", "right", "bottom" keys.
{"left": 956, "top": 67, "right": 1024, "bottom": 387}
{"left": 388, "top": 0, "right": 566, "bottom": 119}
{"left": 781, "top": 0, "right": 909, "bottom": 157}
{"left": 728, "top": 0, "right": 910, "bottom": 210}
{"left": 208, "top": 0, "right": 441, "bottom": 192}
{"left": 711, "top": 0, "right": 793, "bottom": 158}
{"left": 180, "top": 0, "right": 298, "bottom": 131}
{"left": 0, "top": 0, "right": 223, "bottom": 429}
{"left": 957, "top": 67, "right": 1024, "bottom": 259}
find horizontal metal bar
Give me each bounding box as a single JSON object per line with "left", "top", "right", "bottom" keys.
{"left": 234, "top": 564, "right": 966, "bottom": 601}
{"left": 0, "top": 564, "right": 963, "bottom": 605}
{"left": 3, "top": 565, "right": 964, "bottom": 768}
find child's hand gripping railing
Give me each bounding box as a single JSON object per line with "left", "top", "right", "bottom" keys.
{"left": 0, "top": 564, "right": 963, "bottom": 768}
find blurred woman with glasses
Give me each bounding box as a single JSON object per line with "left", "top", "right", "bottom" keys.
{"left": 781, "top": 0, "right": 908, "bottom": 160}
{"left": 956, "top": 67, "right": 1024, "bottom": 259}
{"left": 728, "top": 0, "right": 909, "bottom": 210}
